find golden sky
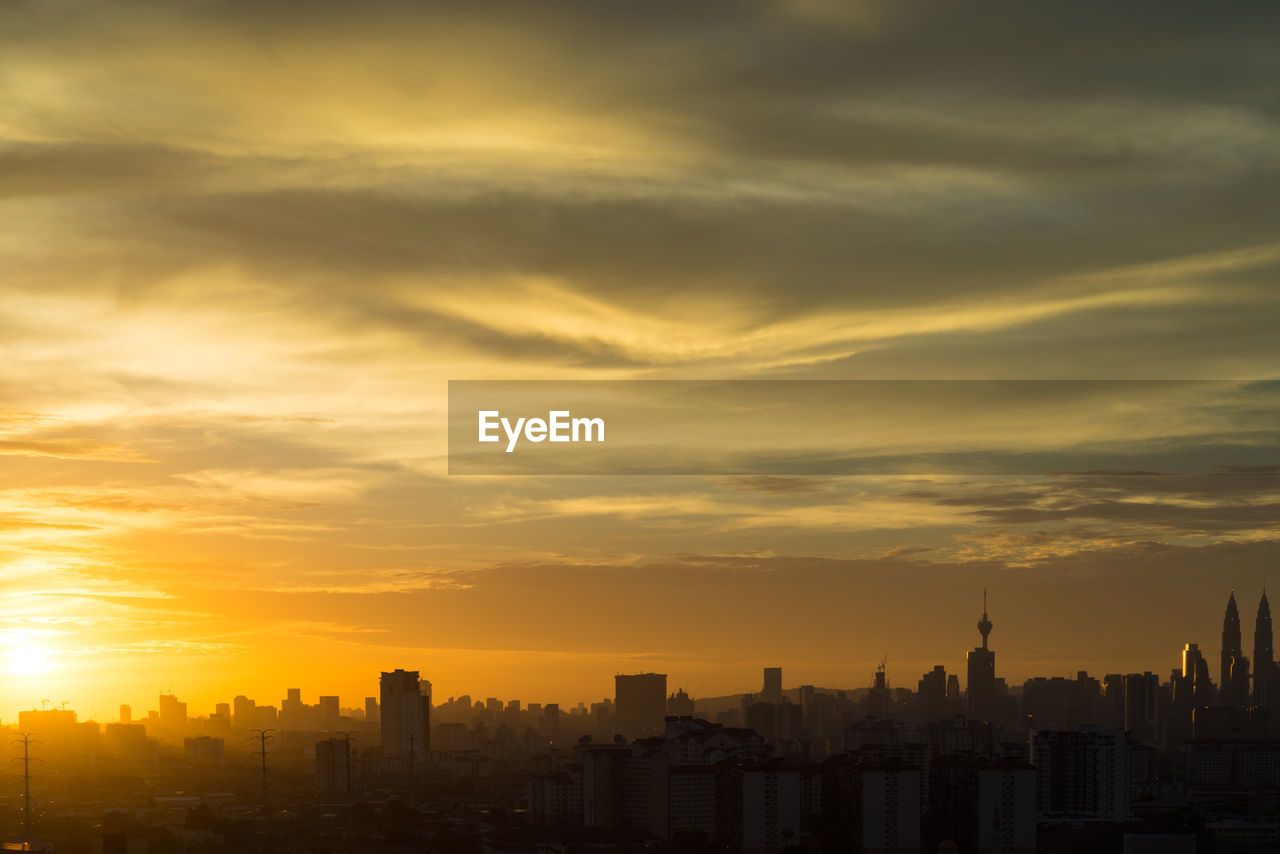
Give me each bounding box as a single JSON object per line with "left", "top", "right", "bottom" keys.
{"left": 2, "top": 0, "right": 1279, "bottom": 721}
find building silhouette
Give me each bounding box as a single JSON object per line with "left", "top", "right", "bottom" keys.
{"left": 762, "top": 667, "right": 782, "bottom": 704}
{"left": 614, "top": 673, "right": 667, "bottom": 736}
{"left": 1182, "top": 642, "right": 1214, "bottom": 703}
{"left": 380, "top": 668, "right": 430, "bottom": 762}
{"left": 281, "top": 687, "right": 304, "bottom": 730}
{"left": 1030, "top": 727, "right": 1130, "bottom": 821}
{"left": 918, "top": 665, "right": 948, "bottom": 722}
{"left": 1123, "top": 672, "right": 1159, "bottom": 743}
{"left": 666, "top": 688, "right": 694, "bottom": 717}
{"left": 727, "top": 763, "right": 811, "bottom": 852}
{"left": 157, "top": 693, "right": 187, "bottom": 729}
{"left": 13, "top": 585, "right": 1280, "bottom": 851}
{"left": 1221, "top": 591, "right": 1252, "bottom": 708}
{"left": 865, "top": 660, "right": 891, "bottom": 720}
{"left": 1254, "top": 589, "right": 1278, "bottom": 719}
{"left": 928, "top": 754, "right": 1036, "bottom": 853}
{"left": 183, "top": 735, "right": 225, "bottom": 767}
{"left": 966, "top": 589, "right": 996, "bottom": 722}
{"left": 823, "top": 754, "right": 922, "bottom": 852}
{"left": 318, "top": 694, "right": 339, "bottom": 730}
{"left": 316, "top": 737, "right": 351, "bottom": 797}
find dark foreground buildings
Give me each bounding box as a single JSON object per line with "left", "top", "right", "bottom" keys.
{"left": 6, "top": 589, "right": 1280, "bottom": 852}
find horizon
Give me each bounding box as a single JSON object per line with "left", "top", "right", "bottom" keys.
{"left": 5, "top": 584, "right": 1272, "bottom": 724}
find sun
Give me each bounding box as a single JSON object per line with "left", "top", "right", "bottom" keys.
{"left": 6, "top": 644, "right": 55, "bottom": 677}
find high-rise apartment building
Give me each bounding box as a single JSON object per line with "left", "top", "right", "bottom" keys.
{"left": 380, "top": 668, "right": 431, "bottom": 761}
{"left": 614, "top": 672, "right": 667, "bottom": 735}
{"left": 762, "top": 667, "right": 783, "bottom": 704}
{"left": 316, "top": 737, "right": 351, "bottom": 797}
{"left": 1030, "top": 727, "right": 1130, "bottom": 821}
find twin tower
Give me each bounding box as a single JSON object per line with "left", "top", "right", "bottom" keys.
{"left": 1220, "top": 589, "right": 1276, "bottom": 708}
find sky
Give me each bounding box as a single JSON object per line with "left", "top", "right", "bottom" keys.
{"left": 1, "top": 0, "right": 1279, "bottom": 722}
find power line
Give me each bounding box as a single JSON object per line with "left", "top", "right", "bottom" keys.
{"left": 16, "top": 733, "right": 36, "bottom": 838}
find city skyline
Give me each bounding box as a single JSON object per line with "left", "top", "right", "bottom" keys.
{"left": 6, "top": 586, "right": 1275, "bottom": 727}
{"left": 4, "top": 585, "right": 1277, "bottom": 851}
{"left": 5, "top": 3, "right": 1280, "bottom": 851}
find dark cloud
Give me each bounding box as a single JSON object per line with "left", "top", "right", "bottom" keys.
{"left": 720, "top": 476, "right": 834, "bottom": 494}
{"left": 0, "top": 142, "right": 231, "bottom": 200}
{"left": 5, "top": 1, "right": 1280, "bottom": 318}
{"left": 920, "top": 472, "right": 1280, "bottom": 534}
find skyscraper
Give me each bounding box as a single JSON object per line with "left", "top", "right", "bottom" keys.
{"left": 1122, "top": 672, "right": 1159, "bottom": 743}
{"left": 762, "top": 667, "right": 783, "bottom": 704}
{"left": 966, "top": 589, "right": 996, "bottom": 722}
{"left": 1182, "top": 642, "right": 1214, "bottom": 705}
{"left": 233, "top": 695, "right": 255, "bottom": 729}
{"left": 1254, "top": 589, "right": 1278, "bottom": 716}
{"left": 380, "top": 669, "right": 430, "bottom": 762}
{"left": 1221, "top": 592, "right": 1251, "bottom": 708}
{"left": 158, "top": 693, "right": 187, "bottom": 729}
{"left": 1256, "top": 589, "right": 1274, "bottom": 676}
{"left": 614, "top": 672, "right": 667, "bottom": 735}
{"left": 316, "top": 737, "right": 351, "bottom": 797}
{"left": 318, "top": 695, "right": 340, "bottom": 730}
{"left": 281, "top": 687, "right": 305, "bottom": 731}
{"left": 918, "top": 665, "right": 948, "bottom": 722}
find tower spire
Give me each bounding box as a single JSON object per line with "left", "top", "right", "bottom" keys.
{"left": 977, "top": 587, "right": 993, "bottom": 650}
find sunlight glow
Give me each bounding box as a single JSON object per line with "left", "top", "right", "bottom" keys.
{"left": 6, "top": 644, "right": 55, "bottom": 677}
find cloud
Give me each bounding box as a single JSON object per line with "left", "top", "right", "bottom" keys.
{"left": 0, "top": 437, "right": 151, "bottom": 461}
{"left": 721, "top": 476, "right": 835, "bottom": 494}
{"left": 916, "top": 473, "right": 1280, "bottom": 546}
{"left": 1, "top": 0, "right": 1279, "bottom": 709}
{"left": 245, "top": 568, "right": 474, "bottom": 595}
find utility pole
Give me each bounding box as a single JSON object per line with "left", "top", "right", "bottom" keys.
{"left": 251, "top": 729, "right": 275, "bottom": 816}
